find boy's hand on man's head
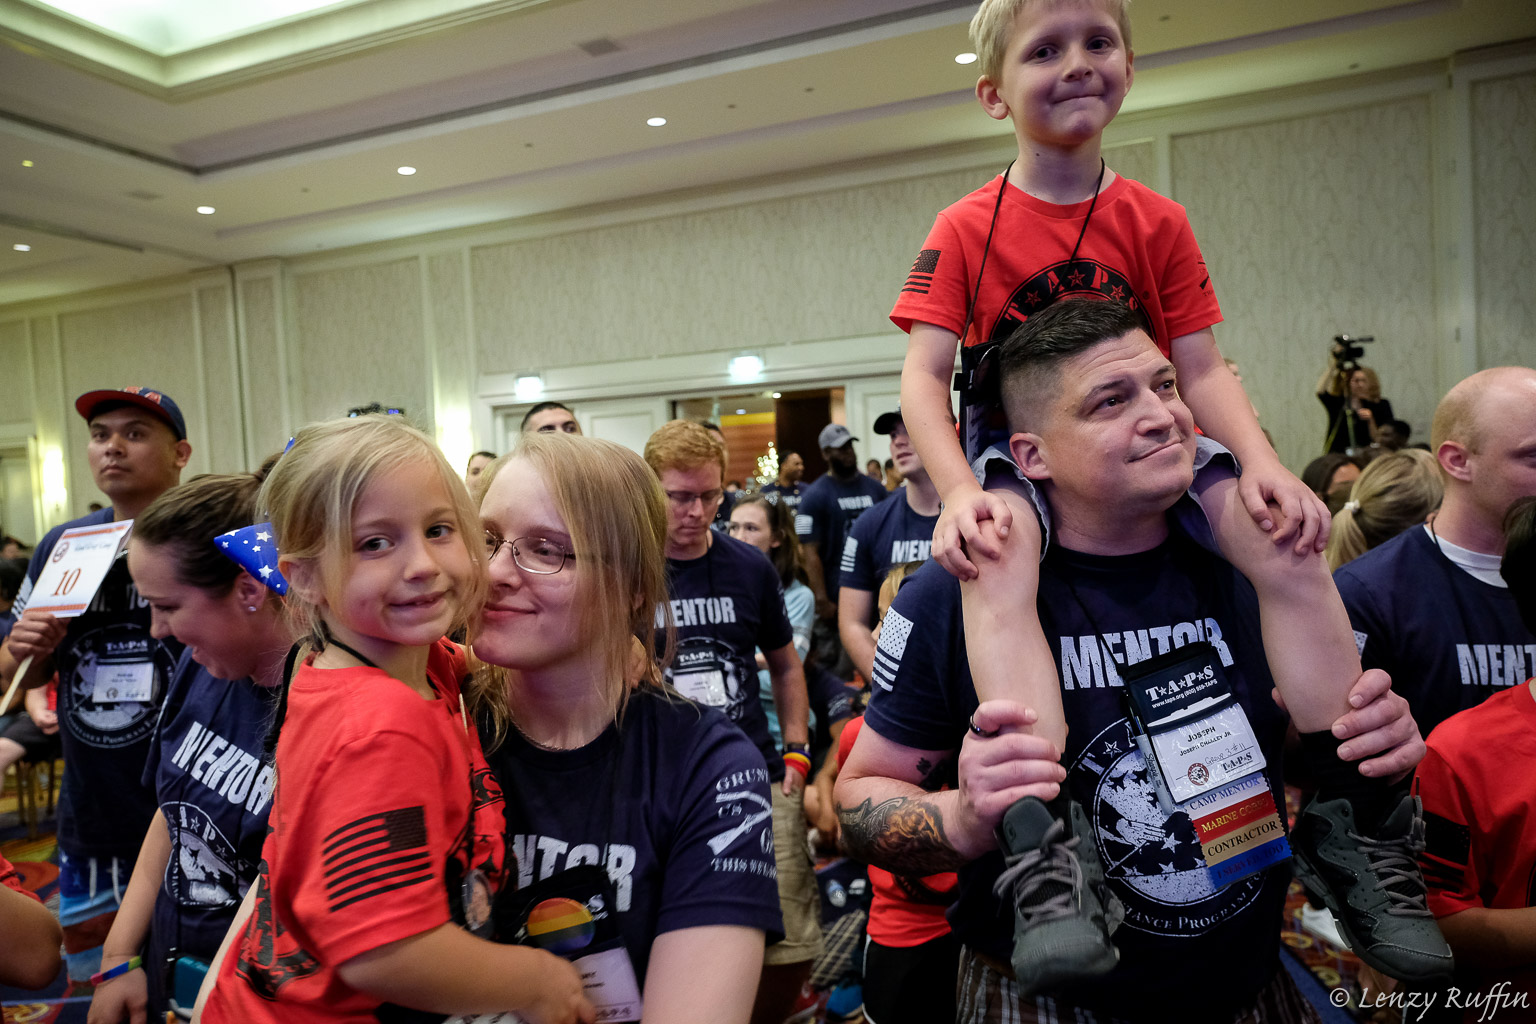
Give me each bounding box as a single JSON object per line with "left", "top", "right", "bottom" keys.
{"left": 933, "top": 486, "right": 1013, "bottom": 581}
{"left": 1236, "top": 460, "right": 1331, "bottom": 555}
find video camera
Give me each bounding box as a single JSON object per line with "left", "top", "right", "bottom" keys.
{"left": 1332, "top": 333, "right": 1374, "bottom": 373}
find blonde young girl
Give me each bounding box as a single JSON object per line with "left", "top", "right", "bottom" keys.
{"left": 197, "top": 416, "right": 592, "bottom": 1024}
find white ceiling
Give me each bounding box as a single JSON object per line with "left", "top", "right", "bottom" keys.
{"left": 1, "top": 0, "right": 1533, "bottom": 306}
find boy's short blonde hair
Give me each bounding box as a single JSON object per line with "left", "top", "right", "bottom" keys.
{"left": 260, "top": 414, "right": 486, "bottom": 648}
{"left": 643, "top": 419, "right": 727, "bottom": 482}
{"left": 970, "top": 0, "right": 1133, "bottom": 84}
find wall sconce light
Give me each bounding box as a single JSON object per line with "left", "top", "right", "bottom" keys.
{"left": 514, "top": 374, "right": 545, "bottom": 401}
{"left": 728, "top": 354, "right": 765, "bottom": 383}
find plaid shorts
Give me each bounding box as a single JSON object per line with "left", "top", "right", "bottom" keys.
{"left": 955, "top": 946, "right": 1322, "bottom": 1024}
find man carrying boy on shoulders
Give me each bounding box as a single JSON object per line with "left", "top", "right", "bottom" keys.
{"left": 884, "top": 0, "right": 1424, "bottom": 995}
{"left": 837, "top": 301, "right": 1442, "bottom": 1022}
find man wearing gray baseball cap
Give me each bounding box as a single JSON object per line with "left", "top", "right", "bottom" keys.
{"left": 796, "top": 422, "right": 889, "bottom": 618}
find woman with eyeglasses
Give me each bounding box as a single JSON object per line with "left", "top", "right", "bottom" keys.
{"left": 470, "top": 432, "right": 782, "bottom": 1024}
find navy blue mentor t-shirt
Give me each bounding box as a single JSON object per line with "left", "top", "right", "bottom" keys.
{"left": 760, "top": 482, "right": 805, "bottom": 513}
{"left": 838, "top": 488, "right": 937, "bottom": 600}
{"left": 794, "top": 473, "right": 889, "bottom": 600}
{"left": 1335, "top": 525, "right": 1536, "bottom": 736}
{"left": 16, "top": 508, "right": 184, "bottom": 861}
{"left": 482, "top": 689, "right": 784, "bottom": 984}
{"left": 143, "top": 650, "right": 276, "bottom": 961}
{"left": 864, "top": 524, "right": 1290, "bottom": 1018}
{"left": 659, "top": 533, "right": 793, "bottom": 780}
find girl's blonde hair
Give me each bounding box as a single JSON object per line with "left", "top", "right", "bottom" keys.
{"left": 470, "top": 432, "right": 676, "bottom": 745}
{"left": 259, "top": 414, "right": 486, "bottom": 650}
{"left": 1325, "top": 448, "right": 1443, "bottom": 571}
{"left": 876, "top": 561, "right": 926, "bottom": 620}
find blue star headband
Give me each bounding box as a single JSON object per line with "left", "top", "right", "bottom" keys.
{"left": 216, "top": 437, "right": 295, "bottom": 595}
{"left": 217, "top": 523, "right": 287, "bottom": 595}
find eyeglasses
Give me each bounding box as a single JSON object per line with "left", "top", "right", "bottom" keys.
{"left": 484, "top": 532, "right": 576, "bottom": 574}
{"left": 664, "top": 489, "right": 723, "bottom": 510}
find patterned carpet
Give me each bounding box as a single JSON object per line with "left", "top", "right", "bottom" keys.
{"left": 1, "top": 776, "right": 92, "bottom": 1024}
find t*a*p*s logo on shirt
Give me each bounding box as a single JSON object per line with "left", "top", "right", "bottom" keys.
{"left": 989, "top": 259, "right": 1155, "bottom": 346}
{"left": 1068, "top": 716, "right": 1266, "bottom": 939}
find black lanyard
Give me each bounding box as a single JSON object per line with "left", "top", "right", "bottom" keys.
{"left": 959, "top": 158, "right": 1107, "bottom": 348}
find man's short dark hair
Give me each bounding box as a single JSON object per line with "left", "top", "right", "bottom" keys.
{"left": 999, "top": 299, "right": 1150, "bottom": 427}
{"left": 520, "top": 401, "right": 573, "bottom": 431}
{"left": 1502, "top": 496, "right": 1536, "bottom": 633}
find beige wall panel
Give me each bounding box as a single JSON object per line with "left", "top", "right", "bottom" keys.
{"left": 58, "top": 294, "right": 205, "bottom": 507}
{"left": 291, "top": 259, "right": 428, "bottom": 427}
{"left": 238, "top": 276, "right": 289, "bottom": 464}
{"left": 1174, "top": 96, "right": 1437, "bottom": 474}
{"left": 471, "top": 161, "right": 1016, "bottom": 374}
{"left": 196, "top": 284, "right": 243, "bottom": 473}
{"left": 428, "top": 253, "right": 470, "bottom": 383}
{"left": 1109, "top": 139, "right": 1158, "bottom": 190}
{"left": 1471, "top": 71, "right": 1536, "bottom": 369}
{"left": 0, "top": 320, "right": 33, "bottom": 423}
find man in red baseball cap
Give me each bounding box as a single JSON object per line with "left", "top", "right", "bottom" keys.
{"left": 0, "top": 385, "right": 191, "bottom": 984}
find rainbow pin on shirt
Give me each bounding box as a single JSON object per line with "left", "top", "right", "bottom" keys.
{"left": 525, "top": 897, "right": 596, "bottom": 955}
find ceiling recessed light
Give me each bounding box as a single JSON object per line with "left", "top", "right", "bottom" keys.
{"left": 196, "top": 205, "right": 216, "bottom": 215}
{"left": 21, "top": 159, "right": 34, "bottom": 168}
{"left": 13, "top": 243, "right": 31, "bottom": 252}
{"left": 646, "top": 116, "right": 667, "bottom": 127}
{"left": 397, "top": 165, "right": 416, "bottom": 175}
{"left": 955, "top": 52, "right": 978, "bottom": 65}
{"left": 771, "top": 392, "right": 781, "bottom": 399}
{"left": 735, "top": 408, "right": 746, "bottom": 415}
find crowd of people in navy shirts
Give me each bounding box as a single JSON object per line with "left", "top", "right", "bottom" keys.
{"left": 2, "top": 1, "right": 1535, "bottom": 1022}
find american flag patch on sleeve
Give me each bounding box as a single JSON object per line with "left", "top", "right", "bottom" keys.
{"left": 322, "top": 806, "right": 432, "bottom": 912}
{"left": 871, "top": 608, "right": 914, "bottom": 692}
{"left": 902, "top": 249, "right": 941, "bottom": 294}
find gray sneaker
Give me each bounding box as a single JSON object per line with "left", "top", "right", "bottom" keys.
{"left": 1291, "top": 793, "right": 1454, "bottom": 983}
{"left": 992, "top": 796, "right": 1122, "bottom": 995}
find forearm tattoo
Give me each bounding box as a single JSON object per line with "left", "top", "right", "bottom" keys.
{"left": 838, "top": 794, "right": 968, "bottom": 876}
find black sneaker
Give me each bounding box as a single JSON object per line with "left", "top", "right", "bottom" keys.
{"left": 992, "top": 796, "right": 1122, "bottom": 995}
{"left": 1291, "top": 793, "right": 1454, "bottom": 983}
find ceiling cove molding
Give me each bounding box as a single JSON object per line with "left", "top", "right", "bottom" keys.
{"left": 0, "top": 0, "right": 569, "bottom": 98}
{"left": 3, "top": 0, "right": 978, "bottom": 174}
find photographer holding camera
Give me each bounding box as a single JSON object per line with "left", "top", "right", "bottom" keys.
{"left": 1318, "top": 335, "right": 1394, "bottom": 455}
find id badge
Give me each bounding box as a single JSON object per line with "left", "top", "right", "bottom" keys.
{"left": 1123, "top": 642, "right": 1265, "bottom": 804}
{"left": 673, "top": 668, "right": 727, "bottom": 707}
{"left": 444, "top": 863, "right": 645, "bottom": 1024}
{"left": 92, "top": 660, "right": 154, "bottom": 703}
